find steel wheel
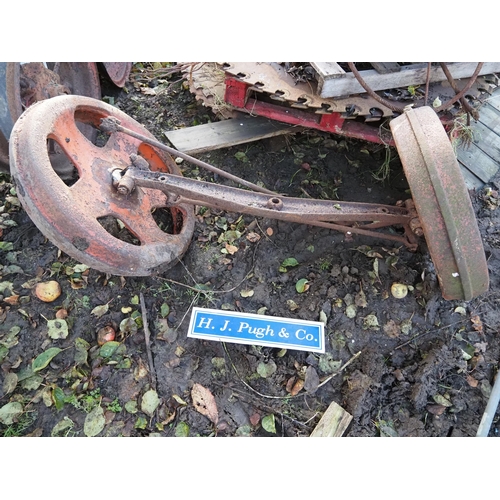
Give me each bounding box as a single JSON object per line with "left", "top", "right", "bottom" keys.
{"left": 390, "top": 106, "right": 488, "bottom": 300}
{"left": 1, "top": 62, "right": 102, "bottom": 174}
{"left": 10, "top": 95, "right": 195, "bottom": 276}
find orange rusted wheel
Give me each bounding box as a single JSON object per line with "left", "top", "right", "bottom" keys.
{"left": 390, "top": 106, "right": 488, "bottom": 300}
{"left": 9, "top": 95, "right": 195, "bottom": 276}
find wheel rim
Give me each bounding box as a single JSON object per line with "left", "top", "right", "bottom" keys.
{"left": 390, "top": 106, "right": 489, "bottom": 300}
{"left": 10, "top": 94, "right": 195, "bottom": 276}
{"left": 1, "top": 62, "right": 102, "bottom": 174}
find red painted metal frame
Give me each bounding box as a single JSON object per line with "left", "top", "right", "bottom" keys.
{"left": 224, "top": 77, "right": 394, "bottom": 146}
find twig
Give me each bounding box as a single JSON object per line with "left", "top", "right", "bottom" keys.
{"left": 223, "top": 343, "right": 362, "bottom": 398}
{"left": 140, "top": 292, "right": 157, "bottom": 391}
{"left": 389, "top": 319, "right": 466, "bottom": 354}
{"left": 223, "top": 343, "right": 287, "bottom": 399}
{"left": 317, "top": 350, "right": 362, "bottom": 388}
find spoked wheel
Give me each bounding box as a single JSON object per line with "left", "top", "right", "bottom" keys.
{"left": 390, "top": 106, "right": 489, "bottom": 300}
{"left": 10, "top": 95, "right": 195, "bottom": 276}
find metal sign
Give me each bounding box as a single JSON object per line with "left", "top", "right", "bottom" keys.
{"left": 188, "top": 307, "right": 325, "bottom": 353}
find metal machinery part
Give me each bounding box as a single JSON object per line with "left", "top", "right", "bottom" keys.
{"left": 390, "top": 106, "right": 489, "bottom": 300}
{"left": 9, "top": 95, "right": 489, "bottom": 300}
{"left": 9, "top": 95, "right": 195, "bottom": 276}
{"left": 185, "top": 62, "right": 498, "bottom": 145}
{"left": 0, "top": 62, "right": 131, "bottom": 175}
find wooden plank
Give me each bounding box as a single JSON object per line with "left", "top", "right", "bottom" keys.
{"left": 164, "top": 115, "right": 300, "bottom": 155}
{"left": 478, "top": 103, "right": 500, "bottom": 135}
{"left": 317, "top": 62, "right": 500, "bottom": 99}
{"left": 470, "top": 117, "right": 500, "bottom": 162}
{"left": 370, "top": 62, "right": 401, "bottom": 74}
{"left": 310, "top": 401, "right": 352, "bottom": 437}
{"left": 458, "top": 163, "right": 485, "bottom": 190}
{"left": 484, "top": 93, "right": 500, "bottom": 113}
{"left": 456, "top": 141, "right": 499, "bottom": 183}
{"left": 311, "top": 62, "right": 346, "bottom": 79}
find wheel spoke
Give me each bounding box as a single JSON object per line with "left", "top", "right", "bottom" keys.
{"left": 9, "top": 95, "right": 195, "bottom": 276}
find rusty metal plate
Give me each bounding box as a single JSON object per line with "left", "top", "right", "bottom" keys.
{"left": 9, "top": 95, "right": 195, "bottom": 276}
{"left": 390, "top": 106, "right": 489, "bottom": 300}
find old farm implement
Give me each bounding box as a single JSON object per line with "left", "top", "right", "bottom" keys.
{"left": 4, "top": 62, "right": 499, "bottom": 300}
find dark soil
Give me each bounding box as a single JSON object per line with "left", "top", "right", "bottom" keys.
{"left": 1, "top": 66, "right": 500, "bottom": 437}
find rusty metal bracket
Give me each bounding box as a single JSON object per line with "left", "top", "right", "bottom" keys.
{"left": 115, "top": 166, "right": 417, "bottom": 249}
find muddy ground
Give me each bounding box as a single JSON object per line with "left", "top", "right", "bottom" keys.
{"left": 1, "top": 64, "right": 500, "bottom": 437}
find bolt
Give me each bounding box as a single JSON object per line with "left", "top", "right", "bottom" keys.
{"left": 116, "top": 174, "right": 135, "bottom": 196}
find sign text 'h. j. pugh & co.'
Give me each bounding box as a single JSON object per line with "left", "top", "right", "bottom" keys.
{"left": 187, "top": 307, "right": 325, "bottom": 353}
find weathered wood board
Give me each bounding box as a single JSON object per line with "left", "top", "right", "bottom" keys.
{"left": 164, "top": 115, "right": 301, "bottom": 155}
{"left": 310, "top": 400, "right": 353, "bottom": 437}
{"left": 313, "top": 62, "right": 500, "bottom": 99}
{"left": 457, "top": 98, "right": 500, "bottom": 189}
{"left": 369, "top": 62, "right": 401, "bottom": 74}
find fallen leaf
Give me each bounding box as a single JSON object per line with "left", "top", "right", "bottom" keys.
{"left": 2, "top": 372, "right": 18, "bottom": 395}
{"left": 0, "top": 401, "right": 23, "bottom": 425}
{"left": 51, "top": 417, "right": 75, "bottom": 437}
{"left": 345, "top": 304, "right": 357, "bottom": 318}
{"left": 363, "top": 314, "right": 380, "bottom": 330}
{"left": 91, "top": 303, "right": 109, "bottom": 318}
{"left": 426, "top": 404, "right": 447, "bottom": 416}
{"left": 261, "top": 414, "right": 276, "bottom": 434}
{"left": 47, "top": 318, "right": 69, "bottom": 340}
{"left": 225, "top": 243, "right": 238, "bottom": 255}
{"left": 295, "top": 278, "right": 310, "bottom": 293}
{"left": 240, "top": 289, "right": 254, "bottom": 298}
{"left": 119, "top": 317, "right": 138, "bottom": 335}
{"left": 319, "top": 310, "right": 328, "bottom": 325}
{"left": 471, "top": 315, "right": 483, "bottom": 332}
{"left": 3, "top": 295, "right": 19, "bottom": 306}
{"left": 281, "top": 257, "right": 299, "bottom": 268}
{"left": 32, "top": 347, "right": 63, "bottom": 372}
{"left": 290, "top": 378, "right": 305, "bottom": 396}
{"left": 74, "top": 337, "right": 90, "bottom": 366}
{"left": 466, "top": 374, "right": 479, "bottom": 388}
{"left": 257, "top": 360, "right": 277, "bottom": 378}
{"left": 383, "top": 319, "right": 401, "bottom": 338}
{"left": 355, "top": 288, "right": 368, "bottom": 308}
{"left": 160, "top": 302, "right": 170, "bottom": 318}
{"left": 99, "top": 341, "right": 121, "bottom": 358}
{"left": 246, "top": 232, "right": 261, "bottom": 243}
{"left": 141, "top": 389, "right": 160, "bottom": 417}
{"left": 125, "top": 400, "right": 138, "bottom": 414}
{"left": 84, "top": 405, "right": 105, "bottom": 437}
{"left": 250, "top": 413, "right": 261, "bottom": 427}
{"left": 191, "top": 383, "right": 218, "bottom": 424}
{"left": 175, "top": 421, "right": 190, "bottom": 437}
{"left": 432, "top": 394, "right": 452, "bottom": 407}
{"left": 304, "top": 366, "right": 320, "bottom": 394}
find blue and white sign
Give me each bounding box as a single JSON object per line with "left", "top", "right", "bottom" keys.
{"left": 188, "top": 307, "right": 325, "bottom": 353}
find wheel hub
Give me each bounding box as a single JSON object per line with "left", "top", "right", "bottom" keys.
{"left": 9, "top": 95, "right": 195, "bottom": 276}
